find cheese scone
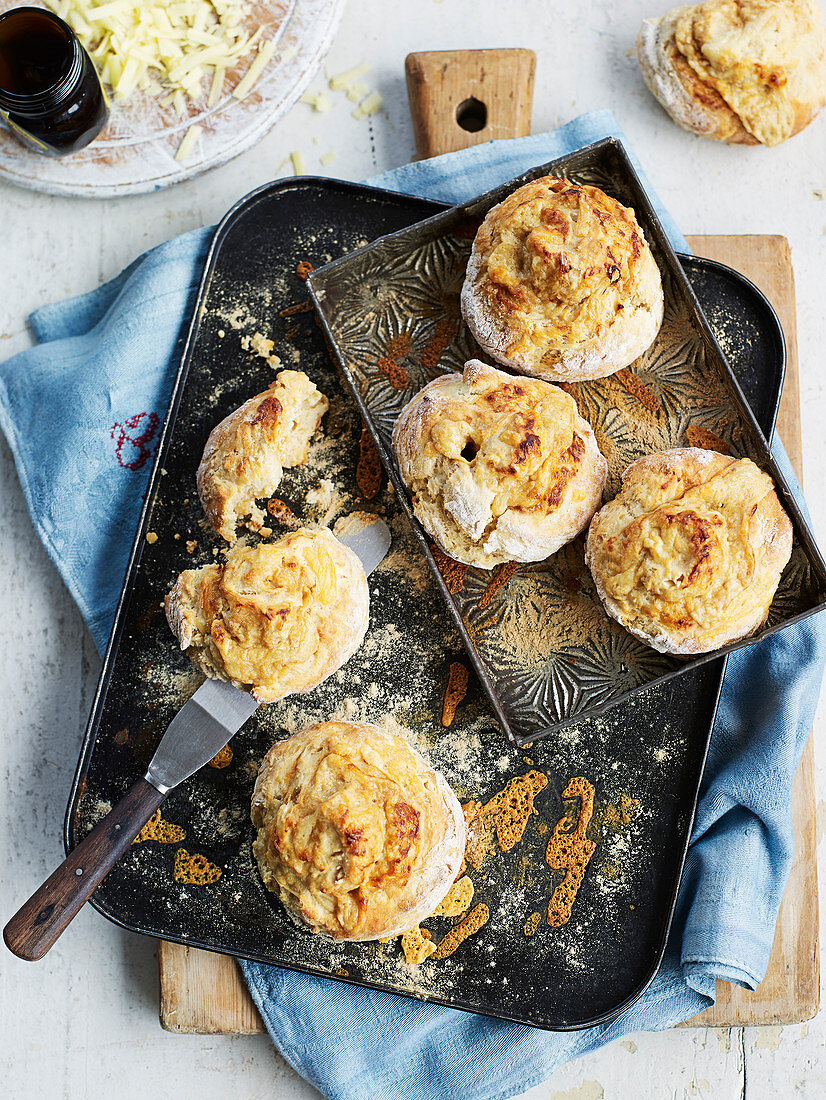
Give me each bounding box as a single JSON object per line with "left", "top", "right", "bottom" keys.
{"left": 197, "top": 370, "right": 328, "bottom": 542}
{"left": 585, "top": 448, "right": 793, "bottom": 654}
{"left": 637, "top": 1, "right": 826, "bottom": 146}
{"left": 165, "top": 528, "right": 368, "bottom": 702}
{"left": 251, "top": 721, "right": 466, "bottom": 941}
{"left": 392, "top": 360, "right": 607, "bottom": 568}
{"left": 460, "top": 177, "right": 663, "bottom": 383}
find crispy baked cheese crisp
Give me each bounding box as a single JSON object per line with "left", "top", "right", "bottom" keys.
{"left": 165, "top": 528, "right": 368, "bottom": 702}
{"left": 460, "top": 177, "right": 663, "bottom": 382}
{"left": 251, "top": 722, "right": 466, "bottom": 941}
{"left": 392, "top": 360, "right": 607, "bottom": 568}
{"left": 586, "top": 448, "right": 793, "bottom": 654}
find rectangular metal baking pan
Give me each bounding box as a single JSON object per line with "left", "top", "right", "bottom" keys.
{"left": 308, "top": 138, "right": 826, "bottom": 746}
{"left": 66, "top": 176, "right": 785, "bottom": 1031}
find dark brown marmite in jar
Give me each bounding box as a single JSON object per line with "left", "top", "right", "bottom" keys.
{"left": 0, "top": 6, "right": 108, "bottom": 156}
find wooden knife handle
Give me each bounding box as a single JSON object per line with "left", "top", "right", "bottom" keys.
{"left": 4, "top": 778, "right": 166, "bottom": 961}
{"left": 405, "top": 48, "right": 535, "bottom": 159}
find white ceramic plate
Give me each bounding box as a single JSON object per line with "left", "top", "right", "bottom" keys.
{"left": 0, "top": 0, "right": 345, "bottom": 197}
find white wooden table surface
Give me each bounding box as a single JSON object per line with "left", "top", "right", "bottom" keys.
{"left": 2, "top": 2, "right": 825, "bottom": 1097}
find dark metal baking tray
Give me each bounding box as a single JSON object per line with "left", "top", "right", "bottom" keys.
{"left": 308, "top": 138, "right": 826, "bottom": 746}
{"left": 66, "top": 176, "right": 785, "bottom": 1031}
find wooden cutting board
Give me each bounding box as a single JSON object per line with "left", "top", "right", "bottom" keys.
{"left": 156, "top": 52, "right": 819, "bottom": 1034}
{"left": 680, "top": 235, "right": 819, "bottom": 1028}
{"left": 156, "top": 232, "right": 819, "bottom": 1034}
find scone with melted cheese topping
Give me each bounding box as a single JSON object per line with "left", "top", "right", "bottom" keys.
{"left": 251, "top": 721, "right": 466, "bottom": 941}
{"left": 392, "top": 360, "right": 607, "bottom": 568}
{"left": 165, "top": 527, "right": 368, "bottom": 702}
{"left": 197, "top": 370, "right": 328, "bottom": 542}
{"left": 637, "top": 1, "right": 826, "bottom": 146}
{"left": 460, "top": 177, "right": 664, "bottom": 382}
{"left": 585, "top": 448, "right": 793, "bottom": 654}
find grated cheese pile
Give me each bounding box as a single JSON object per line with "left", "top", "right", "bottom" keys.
{"left": 47, "top": 0, "right": 274, "bottom": 111}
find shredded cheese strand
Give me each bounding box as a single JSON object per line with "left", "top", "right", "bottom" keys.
{"left": 47, "top": 1, "right": 274, "bottom": 108}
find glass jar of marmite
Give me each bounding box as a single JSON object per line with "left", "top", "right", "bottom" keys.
{"left": 0, "top": 6, "right": 108, "bottom": 157}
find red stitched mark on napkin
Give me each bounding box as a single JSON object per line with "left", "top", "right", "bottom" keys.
{"left": 110, "top": 412, "right": 160, "bottom": 471}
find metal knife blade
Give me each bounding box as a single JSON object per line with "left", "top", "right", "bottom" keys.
{"left": 144, "top": 516, "right": 392, "bottom": 795}
{"left": 144, "top": 678, "right": 260, "bottom": 794}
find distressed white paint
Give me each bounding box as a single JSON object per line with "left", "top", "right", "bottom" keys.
{"left": 2, "top": 2, "right": 825, "bottom": 1098}
{"left": 0, "top": 0, "right": 347, "bottom": 196}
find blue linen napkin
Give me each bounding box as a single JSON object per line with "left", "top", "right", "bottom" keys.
{"left": 1, "top": 110, "right": 823, "bottom": 1100}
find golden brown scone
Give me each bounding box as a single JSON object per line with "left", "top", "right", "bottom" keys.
{"left": 585, "top": 448, "right": 793, "bottom": 654}
{"left": 197, "top": 370, "right": 328, "bottom": 542}
{"left": 460, "top": 177, "right": 663, "bottom": 382}
{"left": 637, "top": 1, "right": 826, "bottom": 146}
{"left": 164, "top": 528, "right": 368, "bottom": 702}
{"left": 392, "top": 360, "right": 607, "bottom": 568}
{"left": 251, "top": 721, "right": 466, "bottom": 941}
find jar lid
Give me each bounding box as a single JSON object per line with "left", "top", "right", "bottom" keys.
{"left": 0, "top": 8, "right": 83, "bottom": 117}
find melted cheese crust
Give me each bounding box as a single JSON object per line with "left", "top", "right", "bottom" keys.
{"left": 657, "top": 0, "right": 826, "bottom": 146}
{"left": 197, "top": 370, "right": 328, "bottom": 542}
{"left": 251, "top": 722, "right": 466, "bottom": 940}
{"left": 392, "top": 360, "right": 607, "bottom": 568}
{"left": 586, "top": 448, "right": 793, "bottom": 654}
{"left": 461, "top": 177, "right": 663, "bottom": 381}
{"left": 165, "top": 527, "right": 368, "bottom": 701}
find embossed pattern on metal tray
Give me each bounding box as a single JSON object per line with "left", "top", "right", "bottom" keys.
{"left": 309, "top": 139, "right": 826, "bottom": 745}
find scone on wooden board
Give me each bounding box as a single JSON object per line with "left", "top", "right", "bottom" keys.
{"left": 637, "top": 0, "right": 826, "bottom": 146}
{"left": 392, "top": 359, "right": 607, "bottom": 568}
{"left": 585, "top": 448, "right": 793, "bottom": 654}
{"left": 251, "top": 721, "right": 466, "bottom": 941}
{"left": 197, "top": 370, "right": 328, "bottom": 542}
{"left": 165, "top": 527, "right": 368, "bottom": 702}
{"left": 460, "top": 176, "right": 663, "bottom": 382}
